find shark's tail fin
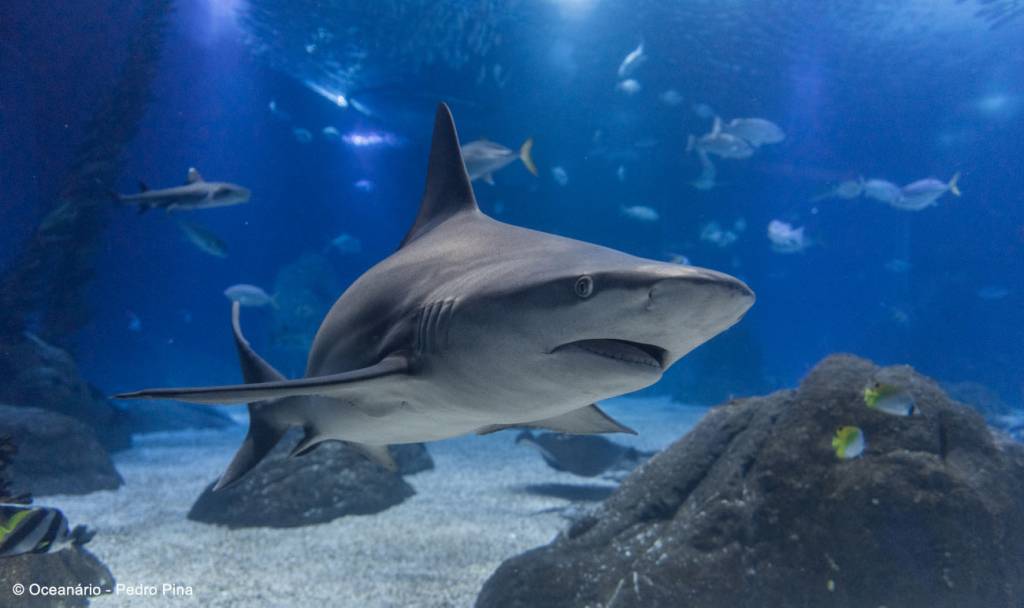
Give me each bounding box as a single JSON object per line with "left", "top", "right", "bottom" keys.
{"left": 519, "top": 138, "right": 538, "bottom": 176}
{"left": 215, "top": 302, "right": 293, "bottom": 490}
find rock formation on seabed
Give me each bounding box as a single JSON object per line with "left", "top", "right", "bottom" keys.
{"left": 477, "top": 354, "right": 1024, "bottom": 608}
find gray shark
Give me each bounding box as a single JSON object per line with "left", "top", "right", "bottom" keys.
{"left": 116, "top": 104, "right": 754, "bottom": 490}
{"left": 116, "top": 168, "right": 251, "bottom": 213}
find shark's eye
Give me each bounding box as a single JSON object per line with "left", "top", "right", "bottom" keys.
{"left": 574, "top": 275, "right": 594, "bottom": 298}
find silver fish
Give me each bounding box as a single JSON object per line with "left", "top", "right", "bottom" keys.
{"left": 863, "top": 179, "right": 904, "bottom": 206}
{"left": 461, "top": 138, "right": 537, "bottom": 184}
{"left": 224, "top": 284, "right": 276, "bottom": 308}
{"left": 617, "top": 42, "right": 646, "bottom": 78}
{"left": 719, "top": 118, "right": 785, "bottom": 147}
{"left": 893, "top": 173, "right": 961, "bottom": 211}
{"left": 178, "top": 220, "right": 227, "bottom": 258}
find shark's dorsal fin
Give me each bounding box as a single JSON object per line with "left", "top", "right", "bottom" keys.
{"left": 187, "top": 167, "right": 204, "bottom": 184}
{"left": 399, "top": 103, "right": 479, "bottom": 248}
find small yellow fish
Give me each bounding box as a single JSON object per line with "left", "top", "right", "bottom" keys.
{"left": 864, "top": 382, "right": 915, "bottom": 416}
{"left": 832, "top": 426, "right": 865, "bottom": 460}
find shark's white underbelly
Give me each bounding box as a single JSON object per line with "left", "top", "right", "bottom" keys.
{"left": 297, "top": 374, "right": 595, "bottom": 445}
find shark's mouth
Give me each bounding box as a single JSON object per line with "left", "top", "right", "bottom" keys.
{"left": 555, "top": 339, "right": 666, "bottom": 369}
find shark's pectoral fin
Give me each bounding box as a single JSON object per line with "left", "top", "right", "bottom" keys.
{"left": 477, "top": 403, "right": 637, "bottom": 436}
{"left": 483, "top": 172, "right": 495, "bottom": 185}
{"left": 349, "top": 443, "right": 397, "bottom": 471}
{"left": 115, "top": 355, "right": 410, "bottom": 405}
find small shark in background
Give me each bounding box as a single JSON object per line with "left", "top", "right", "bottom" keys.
{"left": 115, "top": 168, "right": 251, "bottom": 213}
{"left": 117, "top": 104, "right": 754, "bottom": 490}
{"left": 461, "top": 138, "right": 538, "bottom": 184}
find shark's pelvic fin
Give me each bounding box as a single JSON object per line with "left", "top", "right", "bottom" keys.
{"left": 399, "top": 103, "right": 479, "bottom": 248}
{"left": 187, "top": 167, "right": 204, "bottom": 184}
{"left": 214, "top": 302, "right": 290, "bottom": 490}
{"left": 476, "top": 403, "right": 637, "bottom": 436}
{"left": 289, "top": 432, "right": 397, "bottom": 472}
{"left": 114, "top": 355, "right": 409, "bottom": 405}
{"left": 289, "top": 427, "right": 325, "bottom": 458}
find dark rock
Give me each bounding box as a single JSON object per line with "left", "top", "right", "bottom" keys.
{"left": 115, "top": 401, "right": 235, "bottom": 435}
{"left": 1, "top": 433, "right": 26, "bottom": 503}
{"left": 187, "top": 430, "right": 431, "bottom": 528}
{"left": 0, "top": 405, "right": 123, "bottom": 496}
{"left": 0, "top": 546, "right": 114, "bottom": 607}
{"left": 391, "top": 442, "right": 434, "bottom": 475}
{"left": 0, "top": 334, "right": 130, "bottom": 451}
{"left": 477, "top": 354, "right": 1024, "bottom": 608}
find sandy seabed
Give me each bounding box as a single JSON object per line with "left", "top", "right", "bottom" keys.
{"left": 47, "top": 397, "right": 706, "bottom": 607}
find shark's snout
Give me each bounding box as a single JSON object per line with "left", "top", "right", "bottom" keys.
{"left": 648, "top": 269, "right": 754, "bottom": 313}
{"left": 643, "top": 268, "right": 755, "bottom": 363}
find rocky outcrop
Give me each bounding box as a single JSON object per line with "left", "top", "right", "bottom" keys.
{"left": 0, "top": 405, "right": 123, "bottom": 497}
{"left": 0, "top": 334, "right": 130, "bottom": 451}
{"left": 187, "top": 431, "right": 432, "bottom": 528}
{"left": 391, "top": 442, "right": 435, "bottom": 475}
{"left": 0, "top": 546, "right": 113, "bottom": 607}
{"left": 477, "top": 354, "right": 1024, "bottom": 608}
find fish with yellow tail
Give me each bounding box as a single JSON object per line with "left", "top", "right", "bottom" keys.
{"left": 864, "top": 382, "right": 916, "bottom": 416}
{"left": 890, "top": 172, "right": 961, "bottom": 211}
{"left": 461, "top": 137, "right": 538, "bottom": 185}
{"left": 831, "top": 426, "right": 865, "bottom": 460}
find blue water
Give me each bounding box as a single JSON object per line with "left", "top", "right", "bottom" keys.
{"left": 4, "top": 0, "right": 1022, "bottom": 404}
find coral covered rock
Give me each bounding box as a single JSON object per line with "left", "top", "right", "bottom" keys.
{"left": 0, "top": 546, "right": 114, "bottom": 607}
{"left": 0, "top": 334, "right": 130, "bottom": 451}
{"left": 477, "top": 354, "right": 1024, "bottom": 608}
{"left": 187, "top": 430, "right": 432, "bottom": 528}
{"left": 0, "top": 405, "right": 123, "bottom": 497}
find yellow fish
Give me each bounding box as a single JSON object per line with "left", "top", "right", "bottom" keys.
{"left": 832, "top": 426, "right": 865, "bottom": 460}
{"left": 864, "top": 382, "right": 915, "bottom": 416}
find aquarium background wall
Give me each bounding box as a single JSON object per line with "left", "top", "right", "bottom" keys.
{"left": 1, "top": 0, "right": 1022, "bottom": 606}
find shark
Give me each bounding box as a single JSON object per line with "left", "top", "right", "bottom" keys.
{"left": 116, "top": 104, "right": 754, "bottom": 490}
{"left": 115, "top": 168, "right": 251, "bottom": 213}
